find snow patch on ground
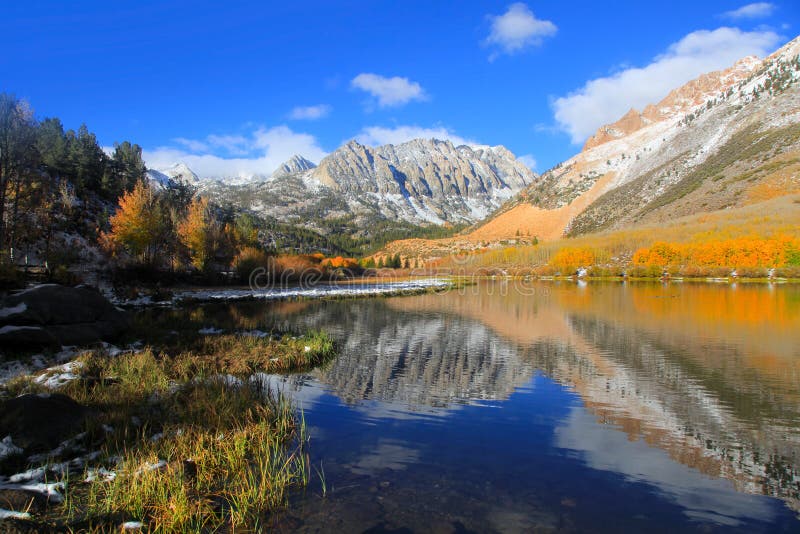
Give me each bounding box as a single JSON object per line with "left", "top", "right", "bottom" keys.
{"left": 0, "top": 325, "right": 42, "bottom": 335}
{"left": 135, "top": 460, "right": 167, "bottom": 475}
{"left": 177, "top": 279, "right": 449, "bottom": 303}
{"left": 0, "top": 436, "right": 22, "bottom": 461}
{"left": 0, "top": 481, "right": 66, "bottom": 504}
{"left": 85, "top": 467, "right": 117, "bottom": 482}
{"left": 0, "top": 509, "right": 31, "bottom": 520}
{"left": 0, "top": 354, "right": 48, "bottom": 386}
{"left": 33, "top": 361, "right": 85, "bottom": 389}
{"left": 198, "top": 326, "right": 225, "bottom": 335}
{"left": 238, "top": 330, "right": 273, "bottom": 338}
{"left": 0, "top": 302, "right": 27, "bottom": 319}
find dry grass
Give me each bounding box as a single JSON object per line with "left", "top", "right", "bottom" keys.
{"left": 1, "top": 331, "right": 337, "bottom": 531}
{"left": 435, "top": 195, "right": 800, "bottom": 273}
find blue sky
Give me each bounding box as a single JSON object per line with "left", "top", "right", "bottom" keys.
{"left": 2, "top": 1, "right": 798, "bottom": 177}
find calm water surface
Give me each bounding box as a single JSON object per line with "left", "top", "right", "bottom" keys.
{"left": 167, "top": 281, "right": 800, "bottom": 532}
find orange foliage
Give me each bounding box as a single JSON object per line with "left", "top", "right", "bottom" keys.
{"left": 549, "top": 247, "right": 596, "bottom": 269}
{"left": 320, "top": 256, "right": 359, "bottom": 269}
{"left": 101, "top": 180, "right": 163, "bottom": 263}
{"left": 633, "top": 236, "right": 800, "bottom": 269}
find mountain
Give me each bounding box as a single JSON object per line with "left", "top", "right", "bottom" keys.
{"left": 271, "top": 154, "right": 317, "bottom": 179}
{"left": 310, "top": 139, "right": 534, "bottom": 223}
{"left": 161, "top": 139, "right": 536, "bottom": 247}
{"left": 147, "top": 162, "right": 200, "bottom": 189}
{"left": 380, "top": 35, "right": 800, "bottom": 262}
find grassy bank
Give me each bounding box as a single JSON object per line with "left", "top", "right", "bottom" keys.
{"left": 0, "top": 331, "right": 336, "bottom": 531}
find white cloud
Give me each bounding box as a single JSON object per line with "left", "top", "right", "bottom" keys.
{"left": 723, "top": 3, "right": 775, "bottom": 19}
{"left": 354, "top": 125, "right": 475, "bottom": 147}
{"left": 144, "top": 125, "right": 327, "bottom": 178}
{"left": 174, "top": 137, "right": 209, "bottom": 152}
{"left": 518, "top": 154, "right": 537, "bottom": 171}
{"left": 289, "top": 104, "right": 332, "bottom": 120}
{"left": 485, "top": 3, "right": 557, "bottom": 60}
{"left": 552, "top": 27, "right": 781, "bottom": 144}
{"left": 351, "top": 73, "right": 426, "bottom": 108}
{"left": 205, "top": 134, "right": 249, "bottom": 155}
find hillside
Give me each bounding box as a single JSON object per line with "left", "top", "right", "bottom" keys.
{"left": 380, "top": 35, "right": 800, "bottom": 266}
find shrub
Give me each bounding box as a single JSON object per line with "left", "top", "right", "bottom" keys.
{"left": 733, "top": 266, "right": 769, "bottom": 278}
{"left": 774, "top": 265, "right": 800, "bottom": 278}
{"left": 628, "top": 265, "right": 663, "bottom": 278}
{"left": 232, "top": 246, "right": 270, "bottom": 282}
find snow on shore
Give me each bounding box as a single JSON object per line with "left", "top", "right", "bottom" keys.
{"left": 175, "top": 279, "right": 450, "bottom": 303}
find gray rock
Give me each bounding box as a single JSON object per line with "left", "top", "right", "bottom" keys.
{"left": 0, "top": 325, "right": 58, "bottom": 350}
{"left": 0, "top": 284, "right": 128, "bottom": 347}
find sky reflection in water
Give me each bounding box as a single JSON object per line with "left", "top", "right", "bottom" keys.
{"left": 158, "top": 281, "right": 800, "bottom": 532}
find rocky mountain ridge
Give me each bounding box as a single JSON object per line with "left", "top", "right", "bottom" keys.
{"left": 148, "top": 138, "right": 537, "bottom": 242}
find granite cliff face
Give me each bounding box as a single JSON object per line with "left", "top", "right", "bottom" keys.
{"left": 311, "top": 138, "right": 534, "bottom": 223}
{"left": 156, "top": 138, "right": 536, "bottom": 241}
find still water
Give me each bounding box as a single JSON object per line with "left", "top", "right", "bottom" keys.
{"left": 176, "top": 281, "right": 800, "bottom": 532}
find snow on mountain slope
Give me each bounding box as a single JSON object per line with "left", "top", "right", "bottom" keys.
{"left": 271, "top": 154, "right": 317, "bottom": 179}
{"left": 163, "top": 139, "right": 537, "bottom": 234}
{"left": 480, "top": 34, "right": 800, "bottom": 239}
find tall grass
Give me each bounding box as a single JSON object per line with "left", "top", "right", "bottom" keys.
{"left": 73, "top": 381, "right": 308, "bottom": 532}
{"left": 2, "top": 331, "right": 337, "bottom": 531}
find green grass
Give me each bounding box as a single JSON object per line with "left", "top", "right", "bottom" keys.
{"left": 0, "top": 331, "right": 337, "bottom": 531}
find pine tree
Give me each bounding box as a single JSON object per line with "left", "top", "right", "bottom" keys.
{"left": 104, "top": 141, "right": 146, "bottom": 199}
{"left": 68, "top": 124, "right": 107, "bottom": 193}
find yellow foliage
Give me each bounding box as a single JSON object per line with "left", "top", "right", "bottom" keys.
{"left": 549, "top": 247, "right": 596, "bottom": 269}
{"left": 178, "top": 196, "right": 215, "bottom": 271}
{"left": 633, "top": 236, "right": 800, "bottom": 268}
{"left": 101, "top": 180, "right": 163, "bottom": 263}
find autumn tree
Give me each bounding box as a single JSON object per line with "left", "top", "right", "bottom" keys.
{"left": 102, "top": 180, "right": 165, "bottom": 265}
{"left": 178, "top": 196, "right": 218, "bottom": 271}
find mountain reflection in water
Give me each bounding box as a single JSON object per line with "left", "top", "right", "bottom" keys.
{"left": 153, "top": 281, "right": 800, "bottom": 532}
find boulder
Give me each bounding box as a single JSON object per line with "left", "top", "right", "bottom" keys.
{"left": 0, "top": 394, "right": 89, "bottom": 454}
{"left": 0, "top": 284, "right": 128, "bottom": 347}
{"left": 0, "top": 326, "right": 58, "bottom": 350}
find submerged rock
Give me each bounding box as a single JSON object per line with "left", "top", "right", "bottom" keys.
{"left": 0, "top": 284, "right": 129, "bottom": 347}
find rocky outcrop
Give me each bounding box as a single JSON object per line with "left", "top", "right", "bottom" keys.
{"left": 310, "top": 138, "right": 536, "bottom": 223}
{"left": 0, "top": 285, "right": 129, "bottom": 348}
{"left": 271, "top": 155, "right": 317, "bottom": 179}
{"left": 582, "top": 56, "right": 762, "bottom": 151}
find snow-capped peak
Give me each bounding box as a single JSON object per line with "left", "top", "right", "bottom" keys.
{"left": 271, "top": 154, "right": 317, "bottom": 179}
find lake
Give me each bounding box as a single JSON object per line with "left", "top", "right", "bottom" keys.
{"left": 151, "top": 280, "right": 800, "bottom": 532}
